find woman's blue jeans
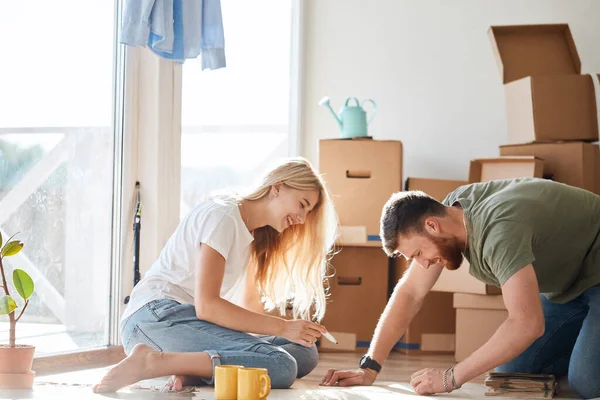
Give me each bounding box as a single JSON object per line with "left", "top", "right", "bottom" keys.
{"left": 495, "top": 284, "right": 600, "bottom": 399}
{"left": 120, "top": 299, "right": 319, "bottom": 389}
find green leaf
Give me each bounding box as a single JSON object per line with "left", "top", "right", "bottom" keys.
{"left": 0, "top": 231, "right": 3, "bottom": 248}
{"left": 1, "top": 241, "right": 23, "bottom": 257}
{"left": 0, "top": 296, "right": 17, "bottom": 315}
{"left": 13, "top": 269, "right": 34, "bottom": 300}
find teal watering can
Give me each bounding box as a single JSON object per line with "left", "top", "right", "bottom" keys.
{"left": 319, "top": 96, "right": 377, "bottom": 138}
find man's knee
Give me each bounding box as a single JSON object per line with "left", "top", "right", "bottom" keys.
{"left": 569, "top": 371, "right": 600, "bottom": 399}
{"left": 269, "top": 351, "right": 298, "bottom": 389}
{"left": 295, "top": 344, "right": 319, "bottom": 378}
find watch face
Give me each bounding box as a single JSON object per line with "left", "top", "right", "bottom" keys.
{"left": 359, "top": 355, "right": 370, "bottom": 368}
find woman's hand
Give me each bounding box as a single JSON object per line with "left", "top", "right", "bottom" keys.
{"left": 281, "top": 319, "right": 326, "bottom": 347}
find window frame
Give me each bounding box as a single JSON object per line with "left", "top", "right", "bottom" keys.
{"left": 29, "top": 0, "right": 303, "bottom": 374}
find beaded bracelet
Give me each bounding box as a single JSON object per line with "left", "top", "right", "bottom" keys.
{"left": 443, "top": 367, "right": 452, "bottom": 393}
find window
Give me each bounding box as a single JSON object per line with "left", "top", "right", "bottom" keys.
{"left": 0, "top": 0, "right": 123, "bottom": 355}
{"left": 181, "top": 0, "right": 294, "bottom": 216}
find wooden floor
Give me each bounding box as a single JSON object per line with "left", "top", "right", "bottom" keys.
{"left": 0, "top": 351, "right": 577, "bottom": 399}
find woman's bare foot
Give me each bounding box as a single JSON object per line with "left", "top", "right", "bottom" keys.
{"left": 93, "top": 344, "right": 161, "bottom": 393}
{"left": 164, "top": 375, "right": 205, "bottom": 392}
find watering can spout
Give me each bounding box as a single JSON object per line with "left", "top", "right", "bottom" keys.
{"left": 319, "top": 96, "right": 343, "bottom": 131}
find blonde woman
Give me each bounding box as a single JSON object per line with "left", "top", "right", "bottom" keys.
{"left": 93, "top": 158, "right": 338, "bottom": 393}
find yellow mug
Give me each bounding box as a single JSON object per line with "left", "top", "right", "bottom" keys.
{"left": 237, "top": 367, "right": 271, "bottom": 400}
{"left": 214, "top": 365, "right": 244, "bottom": 400}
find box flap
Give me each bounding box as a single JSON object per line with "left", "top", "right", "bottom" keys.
{"left": 469, "top": 156, "right": 544, "bottom": 183}
{"left": 432, "top": 258, "right": 502, "bottom": 295}
{"left": 499, "top": 141, "right": 587, "bottom": 150}
{"left": 489, "top": 24, "right": 581, "bottom": 84}
{"left": 453, "top": 293, "right": 506, "bottom": 310}
{"left": 405, "top": 177, "right": 468, "bottom": 202}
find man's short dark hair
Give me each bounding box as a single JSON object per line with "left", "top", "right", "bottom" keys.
{"left": 379, "top": 191, "right": 447, "bottom": 257}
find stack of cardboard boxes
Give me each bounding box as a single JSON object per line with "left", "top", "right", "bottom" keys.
{"left": 317, "top": 138, "right": 403, "bottom": 351}
{"left": 399, "top": 23, "right": 600, "bottom": 363}
{"left": 489, "top": 24, "right": 600, "bottom": 196}
{"left": 315, "top": 23, "right": 599, "bottom": 361}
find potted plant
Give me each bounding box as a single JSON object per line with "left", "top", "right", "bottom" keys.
{"left": 0, "top": 232, "right": 35, "bottom": 389}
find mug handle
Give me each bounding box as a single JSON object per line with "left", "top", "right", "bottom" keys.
{"left": 260, "top": 375, "right": 271, "bottom": 399}
{"left": 361, "top": 99, "right": 377, "bottom": 124}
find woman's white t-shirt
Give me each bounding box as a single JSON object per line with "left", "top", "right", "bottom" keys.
{"left": 121, "top": 196, "right": 255, "bottom": 323}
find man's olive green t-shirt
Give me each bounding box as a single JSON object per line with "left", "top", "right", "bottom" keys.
{"left": 443, "top": 178, "right": 600, "bottom": 303}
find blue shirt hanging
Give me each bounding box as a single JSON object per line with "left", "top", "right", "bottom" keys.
{"left": 120, "top": 0, "right": 226, "bottom": 69}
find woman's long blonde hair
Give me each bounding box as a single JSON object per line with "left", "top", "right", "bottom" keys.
{"left": 241, "top": 157, "right": 338, "bottom": 322}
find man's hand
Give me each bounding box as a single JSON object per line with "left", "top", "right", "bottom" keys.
{"left": 320, "top": 368, "right": 377, "bottom": 387}
{"left": 410, "top": 368, "right": 451, "bottom": 395}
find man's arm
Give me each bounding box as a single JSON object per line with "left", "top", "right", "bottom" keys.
{"left": 321, "top": 259, "right": 443, "bottom": 386}
{"left": 452, "top": 264, "right": 544, "bottom": 386}
{"left": 367, "top": 260, "right": 443, "bottom": 366}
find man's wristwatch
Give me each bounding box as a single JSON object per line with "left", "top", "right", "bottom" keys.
{"left": 359, "top": 355, "right": 382, "bottom": 373}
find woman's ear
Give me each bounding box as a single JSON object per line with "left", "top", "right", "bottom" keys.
{"left": 271, "top": 182, "right": 283, "bottom": 198}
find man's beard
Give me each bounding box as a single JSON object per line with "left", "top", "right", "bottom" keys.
{"left": 430, "top": 235, "right": 465, "bottom": 271}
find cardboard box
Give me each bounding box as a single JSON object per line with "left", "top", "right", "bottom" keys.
{"left": 319, "top": 139, "right": 403, "bottom": 244}
{"left": 397, "top": 291, "right": 456, "bottom": 355}
{"left": 469, "top": 156, "right": 544, "bottom": 183}
{"left": 500, "top": 142, "right": 600, "bottom": 195}
{"left": 489, "top": 24, "right": 599, "bottom": 144}
{"left": 405, "top": 177, "right": 468, "bottom": 202}
{"left": 390, "top": 259, "right": 456, "bottom": 354}
{"left": 337, "top": 226, "right": 367, "bottom": 244}
{"left": 318, "top": 332, "right": 357, "bottom": 352}
{"left": 320, "top": 247, "right": 389, "bottom": 346}
{"left": 432, "top": 259, "right": 502, "bottom": 295}
{"left": 454, "top": 293, "right": 508, "bottom": 362}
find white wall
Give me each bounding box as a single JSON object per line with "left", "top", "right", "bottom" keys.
{"left": 301, "top": 0, "right": 600, "bottom": 181}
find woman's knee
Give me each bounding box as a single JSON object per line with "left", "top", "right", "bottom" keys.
{"left": 269, "top": 351, "right": 298, "bottom": 389}
{"left": 295, "top": 344, "right": 319, "bottom": 378}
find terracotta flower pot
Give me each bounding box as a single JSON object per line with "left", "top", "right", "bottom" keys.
{"left": 0, "top": 345, "right": 36, "bottom": 389}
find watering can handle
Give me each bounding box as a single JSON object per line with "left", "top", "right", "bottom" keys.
{"left": 361, "top": 99, "right": 377, "bottom": 124}
{"left": 344, "top": 97, "right": 360, "bottom": 107}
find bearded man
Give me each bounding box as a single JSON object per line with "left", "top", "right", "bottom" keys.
{"left": 320, "top": 177, "right": 600, "bottom": 399}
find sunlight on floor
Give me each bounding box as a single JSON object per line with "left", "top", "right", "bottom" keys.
{"left": 0, "top": 352, "right": 578, "bottom": 399}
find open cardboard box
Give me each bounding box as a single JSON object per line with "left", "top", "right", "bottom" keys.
{"left": 469, "top": 156, "right": 544, "bottom": 183}
{"left": 319, "top": 138, "right": 403, "bottom": 246}
{"left": 454, "top": 293, "right": 508, "bottom": 362}
{"left": 489, "top": 24, "right": 599, "bottom": 144}
{"left": 500, "top": 142, "right": 600, "bottom": 195}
